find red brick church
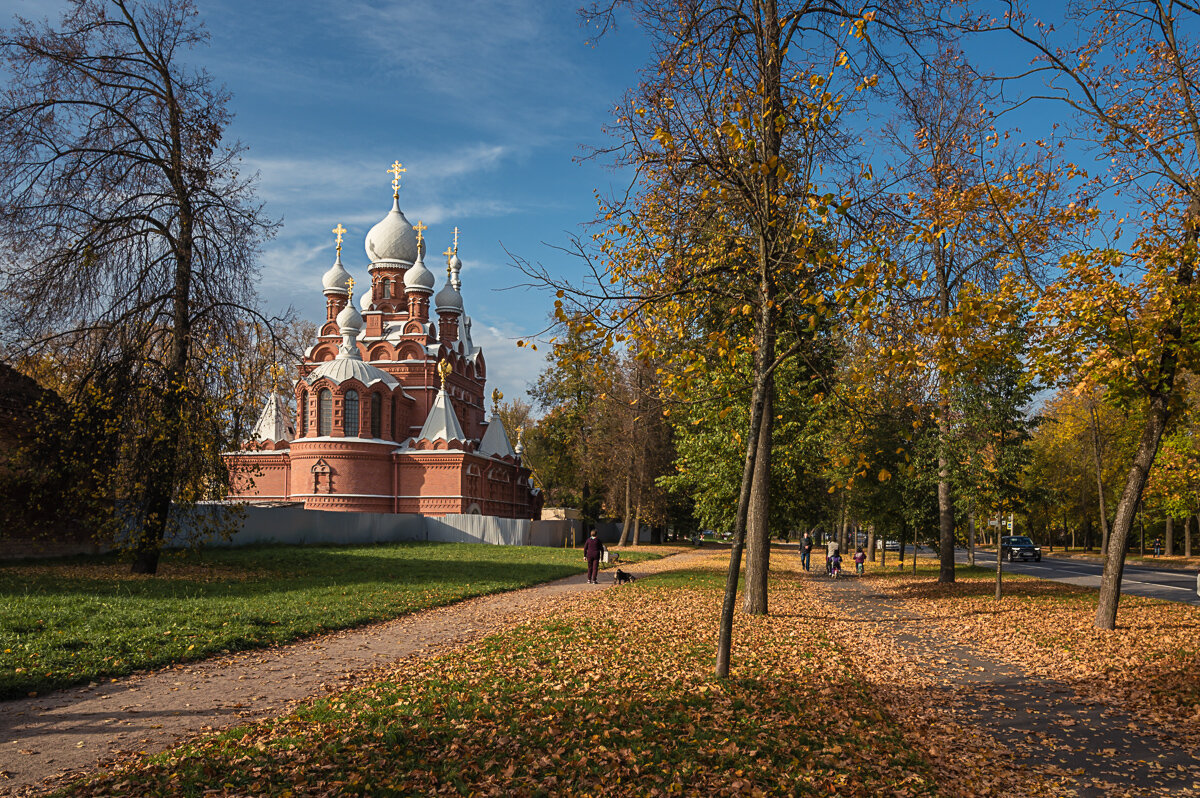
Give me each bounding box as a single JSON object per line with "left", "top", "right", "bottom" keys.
{"left": 225, "top": 162, "right": 541, "bottom": 519}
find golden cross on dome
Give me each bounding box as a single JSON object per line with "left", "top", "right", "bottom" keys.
{"left": 442, "top": 245, "right": 454, "bottom": 262}
{"left": 347, "top": 276, "right": 355, "bottom": 301}
{"left": 387, "top": 160, "right": 406, "bottom": 195}
{"left": 413, "top": 220, "right": 428, "bottom": 245}
{"left": 438, "top": 359, "right": 452, "bottom": 387}
{"left": 332, "top": 223, "right": 347, "bottom": 256}
{"left": 491, "top": 388, "right": 503, "bottom": 413}
{"left": 453, "top": 226, "right": 460, "bottom": 253}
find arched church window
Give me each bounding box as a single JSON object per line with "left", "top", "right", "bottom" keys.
{"left": 298, "top": 391, "right": 307, "bottom": 437}
{"left": 345, "top": 390, "right": 360, "bottom": 437}
{"left": 371, "top": 393, "right": 382, "bottom": 438}
{"left": 382, "top": 280, "right": 391, "bottom": 299}
{"left": 318, "top": 389, "right": 332, "bottom": 436}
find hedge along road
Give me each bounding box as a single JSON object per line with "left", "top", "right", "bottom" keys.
{"left": 962, "top": 548, "right": 1200, "bottom": 607}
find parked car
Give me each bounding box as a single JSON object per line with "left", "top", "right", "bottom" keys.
{"left": 1001, "top": 535, "right": 1042, "bottom": 562}
{"left": 876, "top": 540, "right": 901, "bottom": 551}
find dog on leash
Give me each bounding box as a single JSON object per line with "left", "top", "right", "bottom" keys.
{"left": 613, "top": 568, "right": 636, "bottom": 585}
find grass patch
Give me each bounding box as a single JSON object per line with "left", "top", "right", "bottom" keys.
{"left": 0, "top": 543, "right": 671, "bottom": 699}
{"left": 69, "top": 559, "right": 940, "bottom": 797}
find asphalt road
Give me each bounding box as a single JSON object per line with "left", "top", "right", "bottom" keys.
{"left": 961, "top": 548, "right": 1200, "bottom": 607}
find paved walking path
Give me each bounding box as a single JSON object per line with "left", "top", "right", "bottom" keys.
{"left": 812, "top": 573, "right": 1200, "bottom": 798}
{"left": 0, "top": 549, "right": 709, "bottom": 796}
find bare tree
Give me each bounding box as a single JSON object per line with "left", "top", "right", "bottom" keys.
{"left": 0, "top": 0, "right": 276, "bottom": 573}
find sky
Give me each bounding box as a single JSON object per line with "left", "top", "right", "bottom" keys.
{"left": 0, "top": 0, "right": 649, "bottom": 407}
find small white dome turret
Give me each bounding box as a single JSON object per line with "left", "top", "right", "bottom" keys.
{"left": 321, "top": 252, "right": 351, "bottom": 295}
{"left": 336, "top": 278, "right": 364, "bottom": 339}
{"left": 405, "top": 253, "right": 435, "bottom": 293}
{"left": 435, "top": 234, "right": 464, "bottom": 313}
{"left": 359, "top": 284, "right": 374, "bottom": 312}
{"left": 435, "top": 280, "right": 463, "bottom": 314}
{"left": 336, "top": 299, "right": 362, "bottom": 332}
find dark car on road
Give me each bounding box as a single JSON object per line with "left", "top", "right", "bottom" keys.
{"left": 1001, "top": 535, "right": 1042, "bottom": 562}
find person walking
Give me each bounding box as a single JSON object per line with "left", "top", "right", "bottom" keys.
{"left": 1153, "top": 537, "right": 1163, "bottom": 557}
{"left": 801, "top": 533, "right": 814, "bottom": 572}
{"left": 584, "top": 529, "right": 605, "bottom": 584}
{"left": 854, "top": 547, "right": 866, "bottom": 576}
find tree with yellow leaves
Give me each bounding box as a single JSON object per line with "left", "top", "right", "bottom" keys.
{"left": 556, "top": 0, "right": 910, "bottom": 676}
{"left": 978, "top": 0, "right": 1200, "bottom": 628}
{"left": 863, "top": 45, "right": 1082, "bottom": 583}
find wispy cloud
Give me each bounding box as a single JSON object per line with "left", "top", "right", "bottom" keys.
{"left": 467, "top": 319, "right": 547, "bottom": 406}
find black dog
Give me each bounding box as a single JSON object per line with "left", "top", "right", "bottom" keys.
{"left": 613, "top": 569, "right": 636, "bottom": 585}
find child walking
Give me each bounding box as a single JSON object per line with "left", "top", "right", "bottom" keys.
{"left": 854, "top": 547, "right": 866, "bottom": 576}
{"left": 829, "top": 549, "right": 843, "bottom": 579}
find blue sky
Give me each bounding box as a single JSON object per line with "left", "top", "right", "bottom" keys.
{"left": 2, "top": 0, "right": 648, "bottom": 406}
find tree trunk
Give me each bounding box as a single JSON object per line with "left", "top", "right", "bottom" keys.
{"left": 867, "top": 524, "right": 876, "bottom": 563}
{"left": 1088, "top": 402, "right": 1110, "bottom": 561}
{"left": 632, "top": 504, "right": 641, "bottom": 548}
{"left": 1189, "top": 514, "right": 1195, "bottom": 558}
{"left": 995, "top": 534, "right": 1003, "bottom": 600}
{"left": 131, "top": 160, "right": 195, "bottom": 575}
{"left": 968, "top": 513, "right": 976, "bottom": 567}
{"left": 1095, "top": 395, "right": 1171, "bottom": 629}
{"left": 716, "top": 287, "right": 776, "bottom": 677}
{"left": 1167, "top": 516, "right": 1174, "bottom": 557}
{"left": 616, "top": 473, "right": 632, "bottom": 547}
{"left": 743, "top": 384, "right": 773, "bottom": 615}
{"left": 716, "top": 367, "right": 770, "bottom": 677}
{"left": 936, "top": 421, "right": 955, "bottom": 583}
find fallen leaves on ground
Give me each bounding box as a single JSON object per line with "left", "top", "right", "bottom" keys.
{"left": 67, "top": 558, "right": 943, "bottom": 797}
{"left": 857, "top": 565, "right": 1200, "bottom": 745}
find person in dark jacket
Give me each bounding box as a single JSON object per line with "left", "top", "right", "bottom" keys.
{"left": 584, "top": 530, "right": 605, "bottom": 584}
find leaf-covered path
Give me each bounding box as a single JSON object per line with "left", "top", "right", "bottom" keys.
{"left": 808, "top": 572, "right": 1200, "bottom": 797}
{"left": 0, "top": 549, "right": 710, "bottom": 796}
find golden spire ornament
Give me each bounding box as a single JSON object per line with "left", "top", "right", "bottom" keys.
{"left": 387, "top": 160, "right": 406, "bottom": 197}
{"left": 347, "top": 276, "right": 355, "bottom": 302}
{"left": 491, "top": 388, "right": 503, "bottom": 414}
{"left": 413, "top": 220, "right": 428, "bottom": 247}
{"left": 443, "top": 245, "right": 454, "bottom": 263}
{"left": 452, "top": 226, "right": 460, "bottom": 253}
{"left": 438, "top": 358, "right": 452, "bottom": 387}
{"left": 332, "top": 223, "right": 347, "bottom": 256}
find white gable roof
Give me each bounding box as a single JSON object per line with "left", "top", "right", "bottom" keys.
{"left": 416, "top": 387, "right": 465, "bottom": 444}
{"left": 252, "top": 393, "right": 295, "bottom": 443}
{"left": 478, "top": 414, "right": 515, "bottom": 458}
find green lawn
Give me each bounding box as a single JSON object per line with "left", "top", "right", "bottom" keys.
{"left": 0, "top": 543, "right": 669, "bottom": 699}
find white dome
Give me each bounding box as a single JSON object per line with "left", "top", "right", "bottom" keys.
{"left": 307, "top": 357, "right": 398, "bottom": 389}
{"left": 434, "top": 283, "right": 463, "bottom": 313}
{"left": 365, "top": 196, "right": 417, "bottom": 265}
{"left": 359, "top": 285, "right": 374, "bottom": 312}
{"left": 336, "top": 300, "right": 363, "bottom": 331}
{"left": 321, "top": 254, "right": 351, "bottom": 294}
{"left": 404, "top": 257, "right": 435, "bottom": 292}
